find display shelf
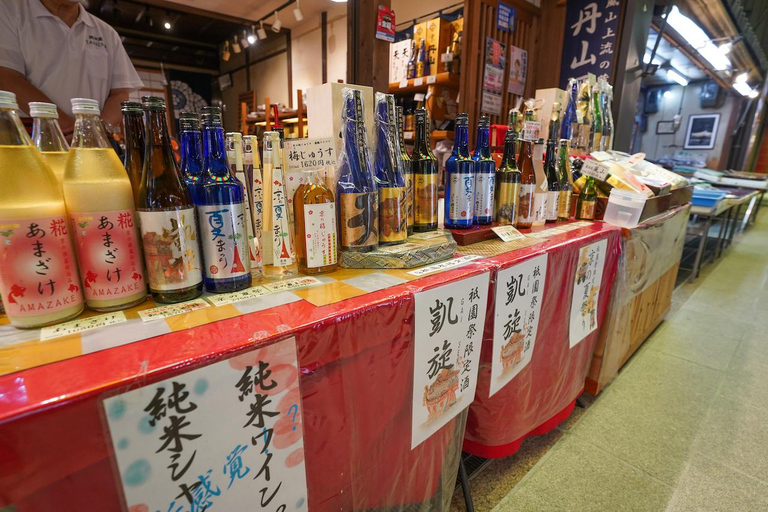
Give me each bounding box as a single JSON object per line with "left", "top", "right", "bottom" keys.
{"left": 389, "top": 72, "right": 460, "bottom": 93}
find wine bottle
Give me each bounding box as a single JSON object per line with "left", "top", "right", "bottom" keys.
{"left": 531, "top": 139, "right": 549, "bottom": 226}
{"left": 231, "top": 132, "right": 262, "bottom": 279}
{"left": 548, "top": 102, "right": 562, "bottom": 142}
{"left": 411, "top": 108, "right": 438, "bottom": 232}
{"left": 179, "top": 111, "right": 204, "bottom": 204}
{"left": 407, "top": 40, "right": 417, "bottom": 80}
{"left": 139, "top": 97, "right": 203, "bottom": 303}
{"left": 396, "top": 106, "right": 414, "bottom": 235}
{"left": 576, "top": 176, "right": 597, "bottom": 220}
{"left": 294, "top": 170, "right": 338, "bottom": 274}
{"left": 30, "top": 101, "right": 69, "bottom": 184}
{"left": 243, "top": 135, "right": 263, "bottom": 264}
{"left": 576, "top": 81, "right": 592, "bottom": 156}
{"left": 121, "top": 101, "right": 144, "bottom": 205}
{"left": 337, "top": 88, "right": 378, "bottom": 251}
{"left": 561, "top": 78, "right": 579, "bottom": 144}
{"left": 197, "top": 108, "right": 251, "bottom": 293}
{"left": 515, "top": 138, "right": 536, "bottom": 229}
{"left": 64, "top": 98, "right": 146, "bottom": 311}
{"left": 472, "top": 116, "right": 496, "bottom": 225}
{"left": 262, "top": 131, "right": 298, "bottom": 277}
{"left": 601, "top": 80, "right": 614, "bottom": 151}
{"left": 445, "top": 112, "right": 474, "bottom": 229}
{"left": 591, "top": 86, "right": 603, "bottom": 154}
{"left": 416, "top": 39, "right": 427, "bottom": 78}
{"left": 494, "top": 130, "right": 521, "bottom": 225}
{"left": 507, "top": 108, "right": 522, "bottom": 140}
{"left": 374, "top": 93, "right": 407, "bottom": 245}
{"left": 557, "top": 139, "right": 573, "bottom": 221}
{"left": 544, "top": 139, "right": 560, "bottom": 223}
{"left": 0, "top": 91, "right": 84, "bottom": 327}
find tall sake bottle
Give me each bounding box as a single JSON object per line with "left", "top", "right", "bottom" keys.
{"left": 30, "top": 101, "right": 69, "bottom": 184}
{"left": 121, "top": 101, "right": 144, "bottom": 205}
{"left": 244, "top": 134, "right": 264, "bottom": 263}
{"left": 231, "top": 132, "right": 262, "bottom": 279}
{"left": 0, "top": 91, "right": 84, "bottom": 328}
{"left": 396, "top": 106, "right": 414, "bottom": 235}
{"left": 494, "top": 130, "right": 521, "bottom": 225}
{"left": 138, "top": 96, "right": 203, "bottom": 304}
{"left": 472, "top": 116, "right": 496, "bottom": 225}
{"left": 444, "top": 113, "right": 474, "bottom": 229}
{"left": 374, "top": 93, "right": 407, "bottom": 245}
{"left": 411, "top": 108, "right": 438, "bottom": 232}
{"left": 179, "top": 111, "right": 204, "bottom": 204}
{"left": 63, "top": 98, "right": 146, "bottom": 311}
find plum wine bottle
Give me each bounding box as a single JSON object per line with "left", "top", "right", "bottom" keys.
{"left": 138, "top": 96, "right": 203, "bottom": 303}
{"left": 197, "top": 107, "right": 251, "bottom": 293}
{"left": 121, "top": 101, "right": 144, "bottom": 205}
{"left": 411, "top": 108, "right": 438, "bottom": 232}
{"left": 30, "top": 101, "right": 69, "bottom": 184}
{"left": 444, "top": 113, "right": 474, "bottom": 229}
{"left": 64, "top": 98, "right": 147, "bottom": 311}
{"left": 0, "top": 91, "right": 84, "bottom": 328}
{"left": 472, "top": 116, "right": 496, "bottom": 225}
{"left": 374, "top": 93, "right": 407, "bottom": 245}
{"left": 179, "top": 111, "right": 204, "bottom": 204}
{"left": 231, "top": 132, "right": 262, "bottom": 279}
{"left": 396, "top": 106, "right": 414, "bottom": 235}
{"left": 261, "top": 131, "right": 297, "bottom": 278}
{"left": 337, "top": 88, "right": 378, "bottom": 251}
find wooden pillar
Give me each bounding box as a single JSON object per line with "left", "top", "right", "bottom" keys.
{"left": 531, "top": 0, "right": 566, "bottom": 91}
{"left": 347, "top": 0, "right": 391, "bottom": 92}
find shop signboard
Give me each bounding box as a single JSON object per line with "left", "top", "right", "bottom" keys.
{"left": 103, "top": 337, "right": 309, "bottom": 512}
{"left": 497, "top": 2, "right": 517, "bottom": 33}
{"left": 481, "top": 37, "right": 506, "bottom": 116}
{"left": 411, "top": 272, "right": 490, "bottom": 448}
{"left": 569, "top": 239, "right": 607, "bottom": 347}
{"left": 489, "top": 254, "right": 547, "bottom": 397}
{"left": 558, "top": 0, "right": 621, "bottom": 89}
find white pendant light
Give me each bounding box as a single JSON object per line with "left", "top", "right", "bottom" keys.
{"left": 294, "top": 0, "right": 304, "bottom": 22}
{"left": 257, "top": 20, "right": 268, "bottom": 39}
{"left": 232, "top": 34, "right": 241, "bottom": 53}
{"left": 247, "top": 25, "right": 257, "bottom": 44}
{"left": 240, "top": 29, "right": 250, "bottom": 48}
{"left": 272, "top": 11, "right": 282, "bottom": 32}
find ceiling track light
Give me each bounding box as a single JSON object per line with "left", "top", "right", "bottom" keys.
{"left": 222, "top": 41, "right": 231, "bottom": 62}
{"left": 247, "top": 25, "right": 257, "bottom": 44}
{"left": 232, "top": 35, "right": 242, "bottom": 53}
{"left": 666, "top": 68, "right": 689, "bottom": 86}
{"left": 294, "top": 0, "right": 304, "bottom": 22}
{"left": 240, "top": 29, "right": 250, "bottom": 48}
{"left": 272, "top": 10, "right": 282, "bottom": 32}
{"left": 257, "top": 20, "right": 268, "bottom": 39}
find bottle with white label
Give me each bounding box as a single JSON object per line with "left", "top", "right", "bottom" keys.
{"left": 63, "top": 98, "right": 147, "bottom": 311}
{"left": 30, "top": 101, "right": 69, "bottom": 185}
{"left": 244, "top": 135, "right": 264, "bottom": 262}
{"left": 294, "top": 170, "right": 338, "bottom": 274}
{"left": 0, "top": 91, "right": 84, "bottom": 328}
{"left": 444, "top": 112, "right": 474, "bottom": 229}
{"left": 515, "top": 139, "right": 536, "bottom": 229}
{"left": 197, "top": 108, "right": 251, "bottom": 293}
{"left": 472, "top": 116, "right": 496, "bottom": 225}
{"left": 544, "top": 139, "right": 560, "bottom": 223}
{"left": 139, "top": 97, "right": 203, "bottom": 304}
{"left": 231, "top": 132, "right": 262, "bottom": 280}
{"left": 531, "top": 139, "right": 549, "bottom": 227}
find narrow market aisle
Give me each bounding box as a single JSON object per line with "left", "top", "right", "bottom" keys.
{"left": 461, "top": 210, "right": 768, "bottom": 512}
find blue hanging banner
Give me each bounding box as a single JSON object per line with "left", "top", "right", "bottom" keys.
{"left": 558, "top": 0, "right": 621, "bottom": 89}
{"left": 497, "top": 2, "right": 517, "bottom": 33}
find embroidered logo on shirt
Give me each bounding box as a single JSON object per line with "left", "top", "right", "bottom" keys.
{"left": 86, "top": 35, "right": 106, "bottom": 49}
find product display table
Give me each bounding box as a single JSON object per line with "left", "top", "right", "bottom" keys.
{"left": 0, "top": 221, "right": 622, "bottom": 511}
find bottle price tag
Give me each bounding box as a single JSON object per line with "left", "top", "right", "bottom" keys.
{"left": 399, "top": 80, "right": 409, "bottom": 88}
{"left": 441, "top": 53, "right": 454, "bottom": 63}
{"left": 205, "top": 286, "right": 272, "bottom": 307}
{"left": 414, "top": 77, "right": 424, "bottom": 86}
{"left": 491, "top": 225, "right": 526, "bottom": 242}
{"left": 426, "top": 75, "right": 437, "bottom": 84}
{"left": 263, "top": 276, "right": 322, "bottom": 293}
{"left": 581, "top": 159, "right": 611, "bottom": 181}
{"left": 521, "top": 121, "right": 541, "bottom": 141}
{"left": 138, "top": 298, "right": 210, "bottom": 322}
{"left": 283, "top": 137, "right": 338, "bottom": 173}
{"left": 407, "top": 254, "right": 483, "bottom": 276}
{"left": 413, "top": 93, "right": 426, "bottom": 101}
{"left": 40, "top": 311, "right": 128, "bottom": 341}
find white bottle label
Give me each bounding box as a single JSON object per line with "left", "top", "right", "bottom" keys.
{"left": 474, "top": 173, "right": 496, "bottom": 219}
{"left": 304, "top": 203, "right": 338, "bottom": 268}
{"left": 271, "top": 167, "right": 295, "bottom": 266}
{"left": 197, "top": 202, "right": 250, "bottom": 280}
{"left": 533, "top": 193, "right": 548, "bottom": 223}
{"left": 546, "top": 191, "right": 560, "bottom": 221}
{"left": 449, "top": 173, "right": 474, "bottom": 221}
{"left": 138, "top": 208, "right": 203, "bottom": 291}
{"left": 517, "top": 184, "right": 536, "bottom": 224}
{"left": 252, "top": 167, "right": 264, "bottom": 252}
{"left": 235, "top": 170, "right": 261, "bottom": 273}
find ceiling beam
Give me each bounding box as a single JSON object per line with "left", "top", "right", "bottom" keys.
{"left": 115, "top": 26, "right": 218, "bottom": 49}
{"left": 129, "top": 0, "right": 257, "bottom": 25}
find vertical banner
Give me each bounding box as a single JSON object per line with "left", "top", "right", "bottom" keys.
{"left": 103, "top": 337, "right": 308, "bottom": 512}
{"left": 496, "top": 2, "right": 517, "bottom": 33}
{"left": 411, "top": 272, "right": 490, "bottom": 449}
{"left": 507, "top": 45, "right": 528, "bottom": 96}
{"left": 490, "top": 254, "right": 547, "bottom": 397}
{"left": 558, "top": 0, "right": 621, "bottom": 89}
{"left": 569, "top": 239, "right": 607, "bottom": 347}
{"left": 481, "top": 37, "right": 507, "bottom": 116}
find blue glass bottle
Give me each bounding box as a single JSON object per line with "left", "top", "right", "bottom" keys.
{"left": 472, "top": 116, "right": 496, "bottom": 225}
{"left": 179, "top": 112, "right": 204, "bottom": 204}
{"left": 197, "top": 107, "right": 251, "bottom": 293}
{"left": 560, "top": 78, "right": 579, "bottom": 142}
{"left": 444, "top": 113, "right": 474, "bottom": 229}
{"left": 374, "top": 93, "right": 407, "bottom": 245}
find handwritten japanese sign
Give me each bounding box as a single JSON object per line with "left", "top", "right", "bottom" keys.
{"left": 481, "top": 37, "right": 506, "bottom": 116}
{"left": 40, "top": 311, "right": 127, "bottom": 340}
{"left": 490, "top": 255, "right": 547, "bottom": 396}
{"left": 559, "top": 0, "right": 621, "bottom": 89}
{"left": 138, "top": 298, "right": 210, "bottom": 322}
{"left": 411, "top": 272, "right": 490, "bottom": 448}
{"left": 103, "top": 336, "right": 308, "bottom": 512}
{"left": 283, "top": 138, "right": 337, "bottom": 173}
{"left": 569, "top": 239, "right": 607, "bottom": 347}
{"left": 581, "top": 159, "right": 611, "bottom": 181}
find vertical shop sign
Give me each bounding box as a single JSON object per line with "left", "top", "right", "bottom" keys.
{"left": 490, "top": 254, "right": 547, "bottom": 397}
{"left": 103, "top": 337, "right": 308, "bottom": 512}
{"left": 507, "top": 45, "right": 528, "bottom": 96}
{"left": 497, "top": 3, "right": 517, "bottom": 33}
{"left": 390, "top": 39, "right": 412, "bottom": 83}
{"left": 558, "top": 0, "right": 621, "bottom": 89}
{"left": 569, "top": 239, "right": 607, "bottom": 347}
{"left": 376, "top": 5, "right": 396, "bottom": 42}
{"left": 411, "top": 272, "right": 490, "bottom": 449}
{"left": 481, "top": 37, "right": 507, "bottom": 116}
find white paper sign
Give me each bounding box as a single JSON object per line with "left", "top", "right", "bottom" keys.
{"left": 412, "top": 272, "right": 490, "bottom": 448}
{"left": 490, "top": 255, "right": 547, "bottom": 396}
{"left": 414, "top": 77, "right": 424, "bottom": 86}
{"left": 40, "top": 311, "right": 127, "bottom": 340}
{"left": 399, "top": 80, "right": 409, "bottom": 89}
{"left": 283, "top": 137, "right": 337, "bottom": 173}
{"left": 569, "top": 239, "right": 607, "bottom": 347}
{"left": 522, "top": 121, "right": 541, "bottom": 142}
{"left": 491, "top": 225, "right": 526, "bottom": 242}
{"left": 581, "top": 159, "right": 610, "bottom": 181}
{"left": 205, "top": 286, "right": 272, "bottom": 306}
{"left": 407, "top": 254, "right": 483, "bottom": 276}
{"left": 262, "top": 276, "right": 322, "bottom": 293}
{"left": 103, "top": 337, "right": 309, "bottom": 512}
{"left": 426, "top": 75, "right": 437, "bottom": 84}
{"left": 138, "top": 298, "right": 210, "bottom": 322}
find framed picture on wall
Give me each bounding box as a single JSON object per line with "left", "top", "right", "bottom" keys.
{"left": 684, "top": 114, "right": 720, "bottom": 150}
{"left": 656, "top": 121, "right": 676, "bottom": 134}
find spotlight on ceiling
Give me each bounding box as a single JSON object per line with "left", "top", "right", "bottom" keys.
{"left": 247, "top": 25, "right": 257, "bottom": 44}
{"left": 257, "top": 20, "right": 268, "bottom": 39}
{"left": 232, "top": 35, "right": 242, "bottom": 54}
{"left": 240, "top": 30, "right": 250, "bottom": 48}
{"left": 294, "top": 0, "right": 304, "bottom": 22}
{"left": 164, "top": 21, "right": 171, "bottom": 30}
{"left": 272, "top": 11, "right": 282, "bottom": 32}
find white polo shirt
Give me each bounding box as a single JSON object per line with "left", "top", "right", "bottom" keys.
{"left": 0, "top": 0, "right": 144, "bottom": 116}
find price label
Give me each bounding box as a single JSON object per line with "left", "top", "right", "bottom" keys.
{"left": 491, "top": 225, "right": 526, "bottom": 242}
{"left": 441, "top": 53, "right": 454, "bottom": 63}
{"left": 40, "top": 311, "right": 128, "bottom": 340}
{"left": 413, "top": 93, "right": 426, "bottom": 101}
{"left": 404, "top": 131, "right": 414, "bottom": 140}
{"left": 262, "top": 276, "right": 322, "bottom": 293}
{"left": 399, "top": 80, "right": 409, "bottom": 88}
{"left": 408, "top": 254, "right": 483, "bottom": 276}
{"left": 414, "top": 77, "right": 424, "bottom": 86}
{"left": 626, "top": 152, "right": 646, "bottom": 166}
{"left": 521, "top": 121, "right": 541, "bottom": 141}
{"left": 138, "top": 298, "right": 210, "bottom": 322}
{"left": 205, "top": 286, "right": 272, "bottom": 306}
{"left": 581, "top": 159, "right": 610, "bottom": 181}
{"left": 283, "top": 137, "right": 337, "bottom": 173}
{"left": 426, "top": 75, "right": 437, "bottom": 84}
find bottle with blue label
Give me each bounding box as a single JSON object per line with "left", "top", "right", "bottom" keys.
{"left": 179, "top": 112, "right": 204, "bottom": 204}
{"left": 197, "top": 107, "right": 251, "bottom": 293}
{"left": 444, "top": 113, "right": 474, "bottom": 229}
{"left": 472, "top": 116, "right": 496, "bottom": 225}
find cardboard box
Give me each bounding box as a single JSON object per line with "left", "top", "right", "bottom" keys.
{"left": 389, "top": 39, "right": 413, "bottom": 83}
{"left": 535, "top": 88, "right": 567, "bottom": 131}
{"left": 414, "top": 17, "right": 455, "bottom": 74}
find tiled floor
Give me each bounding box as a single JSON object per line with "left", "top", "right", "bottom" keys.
{"left": 452, "top": 208, "right": 768, "bottom": 511}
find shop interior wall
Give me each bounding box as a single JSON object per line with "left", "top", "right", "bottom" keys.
{"left": 638, "top": 83, "right": 738, "bottom": 169}
{"left": 391, "top": 0, "right": 463, "bottom": 25}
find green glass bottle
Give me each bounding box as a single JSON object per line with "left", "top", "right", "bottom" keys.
{"left": 412, "top": 108, "right": 438, "bottom": 232}
{"left": 576, "top": 176, "right": 597, "bottom": 220}
{"left": 494, "top": 130, "right": 521, "bottom": 225}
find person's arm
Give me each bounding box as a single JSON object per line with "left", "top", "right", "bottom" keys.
{"left": 0, "top": 66, "right": 75, "bottom": 134}
{"left": 101, "top": 87, "right": 132, "bottom": 130}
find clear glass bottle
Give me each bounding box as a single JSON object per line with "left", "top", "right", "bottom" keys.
{"left": 121, "top": 101, "right": 144, "bottom": 205}
{"left": 243, "top": 134, "right": 263, "bottom": 267}
{"left": 411, "top": 108, "right": 438, "bottom": 232}
{"left": 262, "top": 131, "right": 298, "bottom": 278}
{"left": 179, "top": 111, "right": 204, "bottom": 204}
{"left": 64, "top": 98, "right": 146, "bottom": 311}
{"left": 197, "top": 107, "right": 251, "bottom": 293}
{"left": 0, "top": 91, "right": 84, "bottom": 328}
{"left": 30, "top": 101, "right": 69, "bottom": 184}
{"left": 294, "top": 170, "right": 338, "bottom": 274}
{"left": 472, "top": 116, "right": 496, "bottom": 225}
{"left": 515, "top": 139, "right": 536, "bottom": 229}
{"left": 138, "top": 96, "right": 203, "bottom": 304}
{"left": 231, "top": 132, "right": 262, "bottom": 279}
{"left": 337, "top": 89, "right": 378, "bottom": 250}
{"left": 576, "top": 176, "right": 597, "bottom": 220}
{"left": 494, "top": 131, "right": 521, "bottom": 225}
{"left": 591, "top": 87, "right": 603, "bottom": 154}
{"left": 374, "top": 93, "right": 407, "bottom": 245}
{"left": 557, "top": 140, "right": 573, "bottom": 221}
{"left": 601, "top": 81, "right": 614, "bottom": 152}
{"left": 544, "top": 139, "right": 560, "bottom": 223}
{"left": 396, "top": 106, "right": 414, "bottom": 235}
{"left": 445, "top": 113, "right": 474, "bottom": 229}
